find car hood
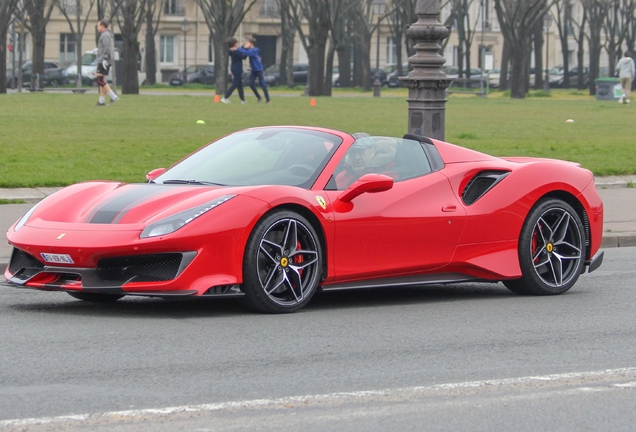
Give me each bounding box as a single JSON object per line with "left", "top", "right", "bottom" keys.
{"left": 26, "top": 182, "right": 256, "bottom": 227}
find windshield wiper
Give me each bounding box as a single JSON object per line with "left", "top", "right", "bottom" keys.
{"left": 161, "top": 179, "right": 226, "bottom": 186}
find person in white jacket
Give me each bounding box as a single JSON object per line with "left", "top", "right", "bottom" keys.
{"left": 616, "top": 51, "right": 635, "bottom": 104}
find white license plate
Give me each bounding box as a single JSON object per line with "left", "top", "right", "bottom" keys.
{"left": 40, "top": 253, "right": 74, "bottom": 264}
{"left": 170, "top": 80, "right": 181, "bottom": 85}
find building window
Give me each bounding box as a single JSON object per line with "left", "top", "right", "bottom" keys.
{"left": 160, "top": 35, "right": 175, "bottom": 63}
{"left": 259, "top": 0, "right": 278, "bottom": 17}
{"left": 164, "top": 0, "right": 184, "bottom": 16}
{"left": 60, "top": 33, "right": 75, "bottom": 63}
{"left": 386, "top": 37, "right": 397, "bottom": 66}
{"left": 208, "top": 35, "right": 214, "bottom": 64}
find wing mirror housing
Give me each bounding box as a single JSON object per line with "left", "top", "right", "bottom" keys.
{"left": 146, "top": 168, "right": 166, "bottom": 182}
{"left": 337, "top": 173, "right": 394, "bottom": 204}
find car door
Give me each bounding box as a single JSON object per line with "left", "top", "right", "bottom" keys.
{"left": 322, "top": 138, "right": 466, "bottom": 282}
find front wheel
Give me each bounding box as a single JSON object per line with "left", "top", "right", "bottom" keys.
{"left": 504, "top": 198, "right": 586, "bottom": 295}
{"left": 241, "top": 210, "right": 323, "bottom": 313}
{"left": 68, "top": 292, "right": 124, "bottom": 302}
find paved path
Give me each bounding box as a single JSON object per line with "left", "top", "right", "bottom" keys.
{"left": 1, "top": 176, "right": 635, "bottom": 270}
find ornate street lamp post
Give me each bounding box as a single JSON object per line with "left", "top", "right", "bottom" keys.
{"left": 372, "top": 0, "right": 386, "bottom": 97}
{"left": 400, "top": 0, "right": 450, "bottom": 140}
{"left": 543, "top": 13, "right": 552, "bottom": 92}
{"left": 181, "top": 18, "right": 190, "bottom": 85}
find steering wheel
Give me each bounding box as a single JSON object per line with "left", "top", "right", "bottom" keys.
{"left": 288, "top": 164, "right": 315, "bottom": 177}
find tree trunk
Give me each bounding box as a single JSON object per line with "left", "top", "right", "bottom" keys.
{"left": 325, "top": 38, "right": 335, "bottom": 96}
{"left": 30, "top": 27, "right": 46, "bottom": 89}
{"left": 533, "top": 20, "right": 543, "bottom": 90}
{"left": 510, "top": 45, "right": 530, "bottom": 98}
{"left": 214, "top": 36, "right": 228, "bottom": 95}
{"left": 122, "top": 39, "right": 140, "bottom": 94}
{"left": 76, "top": 37, "right": 82, "bottom": 89}
{"left": 145, "top": 9, "right": 157, "bottom": 85}
{"left": 499, "top": 38, "right": 510, "bottom": 90}
{"left": 307, "top": 40, "right": 326, "bottom": 96}
{"left": 337, "top": 39, "right": 352, "bottom": 87}
{"left": 0, "top": 31, "right": 7, "bottom": 93}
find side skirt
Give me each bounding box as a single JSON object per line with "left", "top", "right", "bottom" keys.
{"left": 321, "top": 273, "right": 480, "bottom": 291}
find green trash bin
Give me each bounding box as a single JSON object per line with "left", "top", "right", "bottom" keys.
{"left": 595, "top": 77, "right": 622, "bottom": 100}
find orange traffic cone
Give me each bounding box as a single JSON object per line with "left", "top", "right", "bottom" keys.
{"left": 214, "top": 94, "right": 220, "bottom": 103}
{"left": 310, "top": 98, "right": 316, "bottom": 106}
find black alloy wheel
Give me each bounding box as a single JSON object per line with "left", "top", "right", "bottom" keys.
{"left": 241, "top": 210, "right": 322, "bottom": 313}
{"left": 504, "top": 198, "right": 585, "bottom": 295}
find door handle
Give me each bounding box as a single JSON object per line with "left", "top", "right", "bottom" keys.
{"left": 442, "top": 204, "right": 456, "bottom": 212}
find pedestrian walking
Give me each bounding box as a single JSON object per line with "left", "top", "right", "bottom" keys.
{"left": 96, "top": 20, "right": 119, "bottom": 106}
{"left": 239, "top": 37, "right": 270, "bottom": 103}
{"left": 221, "top": 37, "right": 246, "bottom": 104}
{"left": 616, "top": 51, "right": 635, "bottom": 104}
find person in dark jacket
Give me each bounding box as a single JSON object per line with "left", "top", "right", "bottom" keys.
{"left": 221, "top": 37, "right": 246, "bottom": 104}
{"left": 239, "top": 37, "right": 270, "bottom": 103}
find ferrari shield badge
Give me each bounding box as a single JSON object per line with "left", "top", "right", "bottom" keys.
{"left": 315, "top": 195, "right": 327, "bottom": 210}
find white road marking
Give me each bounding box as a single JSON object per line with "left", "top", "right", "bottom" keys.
{"left": 2, "top": 367, "right": 636, "bottom": 428}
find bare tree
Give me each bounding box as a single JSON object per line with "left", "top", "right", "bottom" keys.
{"left": 289, "top": 0, "right": 333, "bottom": 96}
{"left": 532, "top": 17, "right": 544, "bottom": 89}
{"left": 570, "top": 4, "right": 587, "bottom": 89}
{"left": 143, "top": 0, "right": 162, "bottom": 85}
{"left": 0, "top": 0, "right": 20, "bottom": 93}
{"left": 581, "top": 0, "right": 608, "bottom": 95}
{"left": 494, "top": 0, "right": 550, "bottom": 98}
{"left": 196, "top": 0, "right": 258, "bottom": 96}
{"left": 276, "top": 0, "right": 299, "bottom": 87}
{"left": 57, "top": 0, "right": 97, "bottom": 89}
{"left": 603, "top": 0, "right": 634, "bottom": 76}
{"left": 22, "top": 0, "right": 56, "bottom": 88}
{"left": 553, "top": 0, "right": 572, "bottom": 88}
{"left": 114, "top": 0, "right": 149, "bottom": 94}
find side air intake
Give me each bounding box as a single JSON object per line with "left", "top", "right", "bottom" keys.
{"left": 462, "top": 171, "right": 510, "bottom": 205}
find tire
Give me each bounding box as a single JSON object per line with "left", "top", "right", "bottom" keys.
{"left": 68, "top": 292, "right": 124, "bottom": 302}
{"left": 504, "top": 198, "right": 585, "bottom": 295}
{"left": 241, "top": 210, "right": 322, "bottom": 313}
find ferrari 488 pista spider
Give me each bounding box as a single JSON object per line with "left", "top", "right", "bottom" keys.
{"left": 4, "top": 126, "right": 604, "bottom": 313}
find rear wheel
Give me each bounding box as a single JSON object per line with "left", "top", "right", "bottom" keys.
{"left": 241, "top": 210, "right": 322, "bottom": 313}
{"left": 68, "top": 292, "right": 124, "bottom": 302}
{"left": 504, "top": 198, "right": 585, "bottom": 295}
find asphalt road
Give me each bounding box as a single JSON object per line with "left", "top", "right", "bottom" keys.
{"left": 1, "top": 247, "right": 635, "bottom": 431}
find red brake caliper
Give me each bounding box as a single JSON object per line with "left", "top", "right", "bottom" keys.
{"left": 532, "top": 225, "right": 540, "bottom": 263}
{"left": 293, "top": 240, "right": 304, "bottom": 277}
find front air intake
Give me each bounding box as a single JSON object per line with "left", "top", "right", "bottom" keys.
{"left": 8, "top": 248, "right": 45, "bottom": 275}
{"left": 97, "top": 253, "right": 184, "bottom": 283}
{"left": 462, "top": 171, "right": 510, "bottom": 205}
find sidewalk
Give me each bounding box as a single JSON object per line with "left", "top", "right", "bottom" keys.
{"left": 1, "top": 176, "right": 635, "bottom": 272}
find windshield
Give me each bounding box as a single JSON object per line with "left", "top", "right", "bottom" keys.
{"left": 156, "top": 128, "right": 341, "bottom": 188}
{"left": 81, "top": 53, "right": 97, "bottom": 66}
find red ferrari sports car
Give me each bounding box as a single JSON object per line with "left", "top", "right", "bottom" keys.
{"left": 4, "top": 126, "right": 604, "bottom": 313}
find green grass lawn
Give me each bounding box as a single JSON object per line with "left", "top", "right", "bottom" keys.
{"left": 0, "top": 89, "right": 633, "bottom": 188}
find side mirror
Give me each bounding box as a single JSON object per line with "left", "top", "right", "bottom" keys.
{"left": 337, "top": 173, "right": 394, "bottom": 204}
{"left": 146, "top": 168, "right": 166, "bottom": 182}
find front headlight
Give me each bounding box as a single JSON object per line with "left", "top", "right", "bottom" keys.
{"left": 140, "top": 195, "right": 236, "bottom": 239}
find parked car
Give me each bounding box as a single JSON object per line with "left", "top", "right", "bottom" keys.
{"left": 4, "top": 126, "right": 604, "bottom": 313}
{"left": 385, "top": 63, "right": 410, "bottom": 88}
{"left": 263, "top": 63, "right": 308, "bottom": 86}
{"left": 445, "top": 66, "right": 486, "bottom": 88}
{"left": 6, "top": 61, "right": 67, "bottom": 88}
{"left": 169, "top": 65, "right": 216, "bottom": 86}
{"left": 64, "top": 49, "right": 101, "bottom": 86}
{"left": 549, "top": 66, "right": 590, "bottom": 88}
{"left": 333, "top": 68, "right": 388, "bottom": 87}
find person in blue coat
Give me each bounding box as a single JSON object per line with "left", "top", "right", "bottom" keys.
{"left": 239, "top": 37, "right": 271, "bottom": 103}
{"left": 221, "top": 37, "right": 246, "bottom": 104}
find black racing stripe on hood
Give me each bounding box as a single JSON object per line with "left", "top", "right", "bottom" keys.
{"left": 87, "top": 185, "right": 178, "bottom": 224}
